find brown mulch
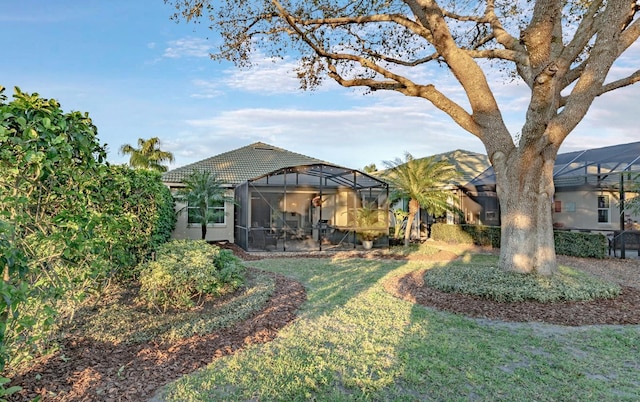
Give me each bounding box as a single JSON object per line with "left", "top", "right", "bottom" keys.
{"left": 8, "top": 242, "right": 640, "bottom": 400}
{"left": 383, "top": 268, "right": 640, "bottom": 327}
{"left": 9, "top": 269, "right": 306, "bottom": 401}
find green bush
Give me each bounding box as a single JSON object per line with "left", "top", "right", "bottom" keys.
{"left": 138, "top": 240, "right": 245, "bottom": 312}
{"left": 431, "top": 223, "right": 608, "bottom": 258}
{"left": 430, "top": 223, "right": 475, "bottom": 244}
{"left": 91, "top": 166, "right": 176, "bottom": 279}
{"left": 423, "top": 263, "right": 621, "bottom": 303}
{"left": 554, "top": 230, "right": 608, "bottom": 259}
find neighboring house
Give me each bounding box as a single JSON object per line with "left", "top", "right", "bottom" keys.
{"left": 162, "top": 142, "right": 389, "bottom": 251}
{"left": 387, "top": 149, "right": 492, "bottom": 239}
{"left": 463, "top": 141, "right": 640, "bottom": 233}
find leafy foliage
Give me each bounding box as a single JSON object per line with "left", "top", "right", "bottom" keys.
{"left": 119, "top": 137, "right": 174, "bottom": 172}
{"left": 625, "top": 173, "right": 640, "bottom": 216}
{"left": 90, "top": 165, "right": 176, "bottom": 279}
{"left": 352, "top": 202, "right": 386, "bottom": 241}
{"left": 0, "top": 87, "right": 175, "bottom": 372}
{"left": 431, "top": 223, "right": 609, "bottom": 259}
{"left": 137, "top": 240, "right": 245, "bottom": 312}
{"left": 0, "top": 86, "right": 107, "bottom": 370}
{"left": 423, "top": 263, "right": 621, "bottom": 303}
{"left": 175, "top": 170, "right": 235, "bottom": 240}
{"left": 384, "top": 153, "right": 459, "bottom": 245}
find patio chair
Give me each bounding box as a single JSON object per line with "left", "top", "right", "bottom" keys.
{"left": 253, "top": 227, "right": 277, "bottom": 250}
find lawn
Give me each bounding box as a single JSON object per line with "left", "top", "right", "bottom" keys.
{"left": 158, "top": 255, "right": 640, "bottom": 401}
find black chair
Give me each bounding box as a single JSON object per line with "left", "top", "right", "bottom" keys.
{"left": 253, "top": 227, "right": 277, "bottom": 250}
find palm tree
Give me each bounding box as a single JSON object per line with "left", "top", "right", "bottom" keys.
{"left": 384, "top": 153, "right": 460, "bottom": 246}
{"left": 175, "top": 171, "right": 234, "bottom": 240}
{"left": 119, "top": 137, "right": 174, "bottom": 172}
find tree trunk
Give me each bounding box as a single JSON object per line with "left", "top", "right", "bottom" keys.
{"left": 493, "top": 147, "right": 558, "bottom": 275}
{"left": 404, "top": 199, "right": 420, "bottom": 247}
{"left": 201, "top": 223, "right": 207, "bottom": 240}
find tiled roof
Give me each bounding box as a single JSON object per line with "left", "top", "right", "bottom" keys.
{"left": 430, "top": 149, "right": 491, "bottom": 185}
{"left": 162, "top": 142, "right": 329, "bottom": 185}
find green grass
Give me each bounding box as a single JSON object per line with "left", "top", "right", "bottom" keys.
{"left": 158, "top": 255, "right": 640, "bottom": 401}
{"left": 387, "top": 242, "right": 442, "bottom": 256}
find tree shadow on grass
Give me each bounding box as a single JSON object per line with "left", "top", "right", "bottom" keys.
{"left": 382, "top": 253, "right": 640, "bottom": 400}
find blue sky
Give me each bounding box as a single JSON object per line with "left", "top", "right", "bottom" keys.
{"left": 2, "top": 1, "right": 639, "bottom": 171}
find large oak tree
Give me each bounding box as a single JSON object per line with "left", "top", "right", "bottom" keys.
{"left": 165, "top": 0, "right": 640, "bottom": 275}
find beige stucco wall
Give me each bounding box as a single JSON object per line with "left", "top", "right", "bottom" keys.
{"left": 553, "top": 190, "right": 639, "bottom": 231}
{"left": 170, "top": 188, "right": 236, "bottom": 242}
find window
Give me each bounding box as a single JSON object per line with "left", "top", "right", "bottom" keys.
{"left": 187, "top": 201, "right": 226, "bottom": 225}
{"left": 597, "top": 195, "right": 609, "bottom": 223}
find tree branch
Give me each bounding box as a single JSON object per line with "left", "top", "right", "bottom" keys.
{"left": 298, "top": 14, "right": 433, "bottom": 41}
{"left": 598, "top": 69, "right": 640, "bottom": 95}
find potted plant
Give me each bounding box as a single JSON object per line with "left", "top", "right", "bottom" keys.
{"left": 353, "top": 202, "right": 385, "bottom": 249}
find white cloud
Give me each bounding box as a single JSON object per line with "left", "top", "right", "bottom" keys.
{"left": 163, "top": 37, "right": 213, "bottom": 58}
{"left": 221, "top": 52, "right": 341, "bottom": 95}
{"left": 221, "top": 56, "right": 304, "bottom": 94}
{"left": 164, "top": 97, "right": 485, "bottom": 170}
{"left": 189, "top": 79, "right": 225, "bottom": 99}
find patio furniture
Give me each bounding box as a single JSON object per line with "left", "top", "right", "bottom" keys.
{"left": 253, "top": 227, "right": 278, "bottom": 250}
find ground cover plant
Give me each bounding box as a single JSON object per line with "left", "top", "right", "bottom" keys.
{"left": 74, "top": 270, "right": 272, "bottom": 346}
{"left": 137, "top": 240, "right": 246, "bottom": 312}
{"left": 159, "top": 254, "right": 640, "bottom": 401}
{"left": 423, "top": 264, "right": 621, "bottom": 303}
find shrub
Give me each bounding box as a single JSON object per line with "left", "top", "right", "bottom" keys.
{"left": 554, "top": 230, "right": 608, "bottom": 259}
{"left": 138, "top": 240, "right": 245, "bottom": 312}
{"left": 431, "top": 223, "right": 608, "bottom": 258}
{"left": 430, "top": 223, "right": 475, "bottom": 244}
{"left": 423, "top": 263, "right": 621, "bottom": 303}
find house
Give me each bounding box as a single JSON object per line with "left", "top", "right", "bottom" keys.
{"left": 162, "top": 142, "right": 389, "bottom": 251}
{"left": 463, "top": 141, "right": 640, "bottom": 233}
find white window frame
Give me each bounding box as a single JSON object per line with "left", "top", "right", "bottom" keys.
{"left": 597, "top": 195, "right": 610, "bottom": 224}
{"left": 187, "top": 201, "right": 226, "bottom": 226}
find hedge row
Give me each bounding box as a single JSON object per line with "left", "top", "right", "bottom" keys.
{"left": 431, "top": 223, "right": 608, "bottom": 259}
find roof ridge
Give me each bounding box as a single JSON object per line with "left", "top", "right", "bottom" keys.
{"left": 162, "top": 141, "right": 334, "bottom": 184}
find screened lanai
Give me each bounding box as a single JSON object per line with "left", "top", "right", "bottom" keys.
{"left": 234, "top": 164, "right": 389, "bottom": 252}
{"left": 552, "top": 142, "right": 640, "bottom": 190}
{"left": 464, "top": 142, "right": 640, "bottom": 232}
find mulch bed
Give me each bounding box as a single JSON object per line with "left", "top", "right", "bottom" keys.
{"left": 9, "top": 269, "right": 306, "bottom": 401}
{"left": 8, "top": 242, "right": 640, "bottom": 400}
{"left": 383, "top": 268, "right": 640, "bottom": 326}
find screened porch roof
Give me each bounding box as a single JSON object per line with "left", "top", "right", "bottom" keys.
{"left": 247, "top": 163, "right": 388, "bottom": 191}
{"left": 467, "top": 141, "right": 640, "bottom": 189}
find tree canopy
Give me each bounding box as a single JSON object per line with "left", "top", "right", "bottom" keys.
{"left": 384, "top": 152, "right": 460, "bottom": 245}
{"left": 120, "top": 137, "right": 174, "bottom": 172}
{"left": 165, "top": 0, "right": 640, "bottom": 275}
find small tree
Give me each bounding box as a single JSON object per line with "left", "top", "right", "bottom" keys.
{"left": 119, "top": 137, "right": 174, "bottom": 172}
{"left": 363, "top": 163, "right": 378, "bottom": 173}
{"left": 176, "top": 171, "right": 234, "bottom": 240}
{"left": 384, "top": 153, "right": 460, "bottom": 246}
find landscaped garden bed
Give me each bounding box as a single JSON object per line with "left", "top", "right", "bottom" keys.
{"left": 8, "top": 241, "right": 640, "bottom": 401}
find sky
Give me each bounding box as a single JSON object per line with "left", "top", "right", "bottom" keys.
{"left": 2, "top": 1, "right": 639, "bottom": 171}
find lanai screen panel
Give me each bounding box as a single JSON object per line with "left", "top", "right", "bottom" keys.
{"left": 234, "top": 181, "right": 249, "bottom": 250}
{"left": 553, "top": 142, "right": 640, "bottom": 189}
{"left": 237, "top": 163, "right": 389, "bottom": 252}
